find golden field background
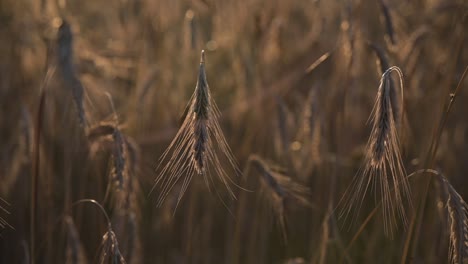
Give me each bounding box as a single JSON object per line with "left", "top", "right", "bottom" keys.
{"left": 0, "top": 0, "right": 467, "bottom": 263}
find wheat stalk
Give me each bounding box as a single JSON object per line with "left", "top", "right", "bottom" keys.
{"left": 340, "top": 66, "right": 410, "bottom": 235}
{"left": 87, "top": 121, "right": 140, "bottom": 211}
{"left": 73, "top": 199, "right": 127, "bottom": 264}
{"left": 152, "top": 50, "right": 241, "bottom": 207}
{"left": 438, "top": 174, "right": 468, "bottom": 264}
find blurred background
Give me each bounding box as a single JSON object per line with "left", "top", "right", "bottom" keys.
{"left": 0, "top": 0, "right": 467, "bottom": 263}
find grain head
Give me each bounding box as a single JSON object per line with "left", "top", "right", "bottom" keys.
{"left": 249, "top": 155, "right": 310, "bottom": 242}
{"left": 152, "top": 50, "right": 241, "bottom": 208}
{"left": 340, "top": 66, "right": 410, "bottom": 235}
{"left": 439, "top": 174, "right": 468, "bottom": 264}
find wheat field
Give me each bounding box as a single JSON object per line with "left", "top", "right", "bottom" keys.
{"left": 0, "top": 0, "right": 467, "bottom": 263}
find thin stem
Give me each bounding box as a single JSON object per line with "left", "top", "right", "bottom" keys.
{"left": 401, "top": 65, "right": 468, "bottom": 264}
{"left": 72, "top": 199, "right": 112, "bottom": 228}
{"left": 31, "top": 68, "right": 55, "bottom": 264}
{"left": 231, "top": 157, "right": 253, "bottom": 264}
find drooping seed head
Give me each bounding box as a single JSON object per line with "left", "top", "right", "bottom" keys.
{"left": 340, "top": 66, "right": 409, "bottom": 235}
{"left": 439, "top": 174, "right": 468, "bottom": 264}
{"left": 98, "top": 228, "right": 127, "bottom": 264}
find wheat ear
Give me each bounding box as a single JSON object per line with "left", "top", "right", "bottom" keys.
{"left": 56, "top": 20, "right": 86, "bottom": 126}
{"left": 152, "top": 50, "right": 241, "bottom": 208}
{"left": 438, "top": 174, "right": 468, "bottom": 264}
{"left": 340, "top": 66, "right": 410, "bottom": 235}
{"left": 249, "top": 155, "right": 310, "bottom": 242}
